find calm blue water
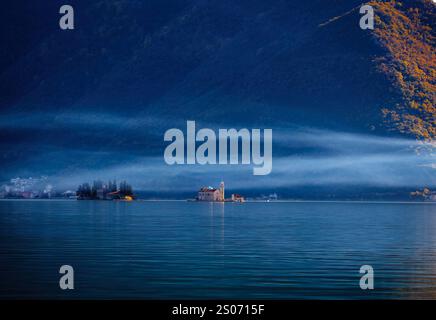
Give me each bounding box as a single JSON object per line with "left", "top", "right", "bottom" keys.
{"left": 0, "top": 200, "right": 436, "bottom": 299}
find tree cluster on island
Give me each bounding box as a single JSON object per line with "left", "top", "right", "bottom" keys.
{"left": 76, "top": 180, "right": 134, "bottom": 200}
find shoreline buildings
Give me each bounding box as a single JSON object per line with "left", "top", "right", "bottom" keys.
{"left": 0, "top": 177, "right": 53, "bottom": 199}
{"left": 410, "top": 188, "right": 436, "bottom": 202}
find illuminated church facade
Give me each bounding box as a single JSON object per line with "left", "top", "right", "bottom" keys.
{"left": 197, "top": 181, "right": 225, "bottom": 202}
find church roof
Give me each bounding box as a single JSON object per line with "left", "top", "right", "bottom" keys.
{"left": 199, "top": 187, "right": 217, "bottom": 192}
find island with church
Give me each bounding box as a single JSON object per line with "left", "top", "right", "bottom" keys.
{"left": 195, "top": 181, "right": 245, "bottom": 203}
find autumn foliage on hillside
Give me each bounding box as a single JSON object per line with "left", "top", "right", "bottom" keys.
{"left": 368, "top": 0, "right": 435, "bottom": 148}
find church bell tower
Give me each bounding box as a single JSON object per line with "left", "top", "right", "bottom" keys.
{"left": 219, "top": 181, "right": 225, "bottom": 202}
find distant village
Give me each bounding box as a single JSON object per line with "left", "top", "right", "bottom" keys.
{"left": 0, "top": 176, "right": 55, "bottom": 199}
{"left": 410, "top": 188, "right": 436, "bottom": 202}
{"left": 0, "top": 177, "right": 135, "bottom": 201}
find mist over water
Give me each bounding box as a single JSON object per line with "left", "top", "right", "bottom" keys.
{"left": 1, "top": 115, "right": 433, "bottom": 194}
{"left": 41, "top": 127, "right": 436, "bottom": 192}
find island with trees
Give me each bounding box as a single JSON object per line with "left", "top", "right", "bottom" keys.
{"left": 77, "top": 180, "right": 135, "bottom": 201}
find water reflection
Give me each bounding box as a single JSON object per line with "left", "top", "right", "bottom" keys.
{"left": 1, "top": 200, "right": 436, "bottom": 299}
{"left": 209, "top": 202, "right": 225, "bottom": 248}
